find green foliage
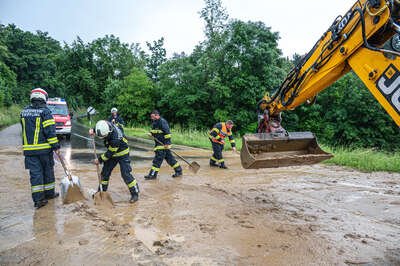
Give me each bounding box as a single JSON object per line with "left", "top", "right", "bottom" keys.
{"left": 0, "top": 61, "right": 16, "bottom": 107}
{"left": 103, "top": 77, "right": 124, "bottom": 109}
{"left": 323, "top": 145, "right": 400, "bottom": 172}
{"left": 0, "top": 24, "right": 61, "bottom": 102}
{"left": 158, "top": 18, "right": 287, "bottom": 134}
{"left": 284, "top": 72, "right": 400, "bottom": 150}
{"left": 146, "top": 38, "right": 166, "bottom": 82}
{"left": 55, "top": 35, "right": 145, "bottom": 108}
{"left": 124, "top": 125, "right": 241, "bottom": 150}
{"left": 116, "top": 68, "right": 154, "bottom": 124}
{"left": 1, "top": 0, "right": 400, "bottom": 154}
{"left": 91, "top": 35, "right": 144, "bottom": 88}
{"left": 0, "top": 105, "right": 21, "bottom": 129}
{"left": 199, "top": 0, "right": 229, "bottom": 39}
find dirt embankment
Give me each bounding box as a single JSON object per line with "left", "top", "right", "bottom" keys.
{"left": 0, "top": 123, "right": 400, "bottom": 265}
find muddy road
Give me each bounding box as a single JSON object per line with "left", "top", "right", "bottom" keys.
{"left": 1, "top": 123, "right": 400, "bottom": 265}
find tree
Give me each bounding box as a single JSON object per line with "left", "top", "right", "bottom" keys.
{"left": 146, "top": 37, "right": 166, "bottom": 82}
{"left": 116, "top": 68, "right": 154, "bottom": 124}
{"left": 90, "top": 35, "right": 143, "bottom": 88}
{"left": 158, "top": 19, "right": 288, "bottom": 132}
{"left": 0, "top": 43, "right": 16, "bottom": 106}
{"left": 0, "top": 24, "right": 61, "bottom": 102}
{"left": 283, "top": 72, "right": 400, "bottom": 150}
{"left": 199, "top": 0, "right": 229, "bottom": 40}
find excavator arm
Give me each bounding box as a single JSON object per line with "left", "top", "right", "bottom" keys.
{"left": 241, "top": 0, "right": 400, "bottom": 169}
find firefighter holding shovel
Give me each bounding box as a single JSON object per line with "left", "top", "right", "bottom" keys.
{"left": 21, "top": 88, "right": 61, "bottom": 209}
{"left": 89, "top": 120, "right": 139, "bottom": 203}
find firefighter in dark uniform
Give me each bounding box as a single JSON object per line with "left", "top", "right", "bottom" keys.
{"left": 90, "top": 120, "right": 139, "bottom": 203}
{"left": 208, "top": 120, "right": 236, "bottom": 169}
{"left": 21, "top": 88, "right": 60, "bottom": 209}
{"left": 108, "top": 107, "right": 125, "bottom": 133}
{"left": 144, "top": 110, "right": 183, "bottom": 179}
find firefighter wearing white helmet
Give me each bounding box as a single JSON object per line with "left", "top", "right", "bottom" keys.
{"left": 108, "top": 107, "right": 125, "bottom": 133}
{"left": 21, "top": 88, "right": 60, "bottom": 209}
{"left": 95, "top": 120, "right": 112, "bottom": 138}
{"left": 89, "top": 120, "right": 139, "bottom": 203}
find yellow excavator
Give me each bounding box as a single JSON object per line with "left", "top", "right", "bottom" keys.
{"left": 241, "top": 0, "right": 400, "bottom": 169}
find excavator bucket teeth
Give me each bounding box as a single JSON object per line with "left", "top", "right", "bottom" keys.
{"left": 240, "top": 132, "right": 333, "bottom": 169}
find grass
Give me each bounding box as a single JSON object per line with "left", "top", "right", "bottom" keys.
{"left": 77, "top": 117, "right": 241, "bottom": 150}
{"left": 76, "top": 117, "right": 400, "bottom": 172}
{"left": 0, "top": 105, "right": 21, "bottom": 129}
{"left": 323, "top": 145, "right": 400, "bottom": 173}
{"left": 125, "top": 127, "right": 242, "bottom": 150}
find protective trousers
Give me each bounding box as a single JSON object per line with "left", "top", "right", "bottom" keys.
{"left": 100, "top": 155, "right": 138, "bottom": 195}
{"left": 210, "top": 140, "right": 224, "bottom": 165}
{"left": 25, "top": 153, "right": 56, "bottom": 203}
{"left": 151, "top": 149, "right": 182, "bottom": 174}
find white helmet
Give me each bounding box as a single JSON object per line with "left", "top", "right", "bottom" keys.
{"left": 111, "top": 107, "right": 118, "bottom": 113}
{"left": 95, "top": 120, "right": 112, "bottom": 138}
{"left": 30, "top": 88, "right": 48, "bottom": 102}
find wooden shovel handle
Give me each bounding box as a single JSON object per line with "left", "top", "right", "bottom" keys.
{"left": 91, "top": 135, "right": 103, "bottom": 191}
{"left": 151, "top": 135, "right": 192, "bottom": 166}
{"left": 55, "top": 151, "right": 72, "bottom": 181}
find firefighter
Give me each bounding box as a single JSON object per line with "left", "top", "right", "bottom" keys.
{"left": 144, "top": 110, "right": 183, "bottom": 179}
{"left": 208, "top": 120, "right": 236, "bottom": 169}
{"left": 89, "top": 120, "right": 139, "bottom": 203}
{"left": 21, "top": 88, "right": 60, "bottom": 209}
{"left": 108, "top": 107, "right": 125, "bottom": 133}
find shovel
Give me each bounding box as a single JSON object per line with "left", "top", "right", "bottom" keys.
{"left": 151, "top": 136, "right": 200, "bottom": 173}
{"left": 57, "top": 151, "right": 86, "bottom": 204}
{"left": 91, "top": 135, "right": 114, "bottom": 207}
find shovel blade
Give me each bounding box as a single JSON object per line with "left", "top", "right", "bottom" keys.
{"left": 189, "top": 161, "right": 200, "bottom": 173}
{"left": 94, "top": 191, "right": 114, "bottom": 208}
{"left": 60, "top": 175, "right": 86, "bottom": 204}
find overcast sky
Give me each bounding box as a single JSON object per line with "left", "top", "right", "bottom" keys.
{"left": 0, "top": 0, "right": 354, "bottom": 57}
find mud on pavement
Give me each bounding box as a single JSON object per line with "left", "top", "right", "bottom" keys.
{"left": 1, "top": 123, "right": 400, "bottom": 265}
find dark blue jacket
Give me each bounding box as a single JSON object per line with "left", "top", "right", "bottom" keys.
{"left": 150, "top": 117, "right": 172, "bottom": 149}
{"left": 98, "top": 124, "right": 130, "bottom": 163}
{"left": 20, "top": 104, "right": 60, "bottom": 156}
{"left": 108, "top": 115, "right": 125, "bottom": 132}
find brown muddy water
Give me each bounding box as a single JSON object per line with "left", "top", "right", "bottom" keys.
{"left": 0, "top": 123, "right": 400, "bottom": 265}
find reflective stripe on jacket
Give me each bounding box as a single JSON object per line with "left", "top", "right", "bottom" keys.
{"left": 20, "top": 105, "right": 60, "bottom": 156}
{"left": 99, "top": 124, "right": 130, "bottom": 163}
{"left": 150, "top": 117, "right": 172, "bottom": 149}
{"left": 208, "top": 122, "right": 235, "bottom": 147}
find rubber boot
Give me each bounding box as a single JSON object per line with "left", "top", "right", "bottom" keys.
{"left": 219, "top": 162, "right": 228, "bottom": 169}
{"left": 144, "top": 169, "right": 158, "bottom": 180}
{"left": 172, "top": 171, "right": 183, "bottom": 178}
{"left": 97, "top": 184, "right": 108, "bottom": 192}
{"left": 129, "top": 184, "right": 139, "bottom": 203}
{"left": 209, "top": 159, "right": 218, "bottom": 167}
{"left": 34, "top": 199, "right": 48, "bottom": 209}
{"left": 46, "top": 192, "right": 59, "bottom": 200}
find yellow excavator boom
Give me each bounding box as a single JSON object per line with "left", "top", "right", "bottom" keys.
{"left": 241, "top": 0, "right": 400, "bottom": 169}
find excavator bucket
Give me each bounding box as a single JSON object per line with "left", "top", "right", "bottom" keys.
{"left": 240, "top": 132, "right": 333, "bottom": 169}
